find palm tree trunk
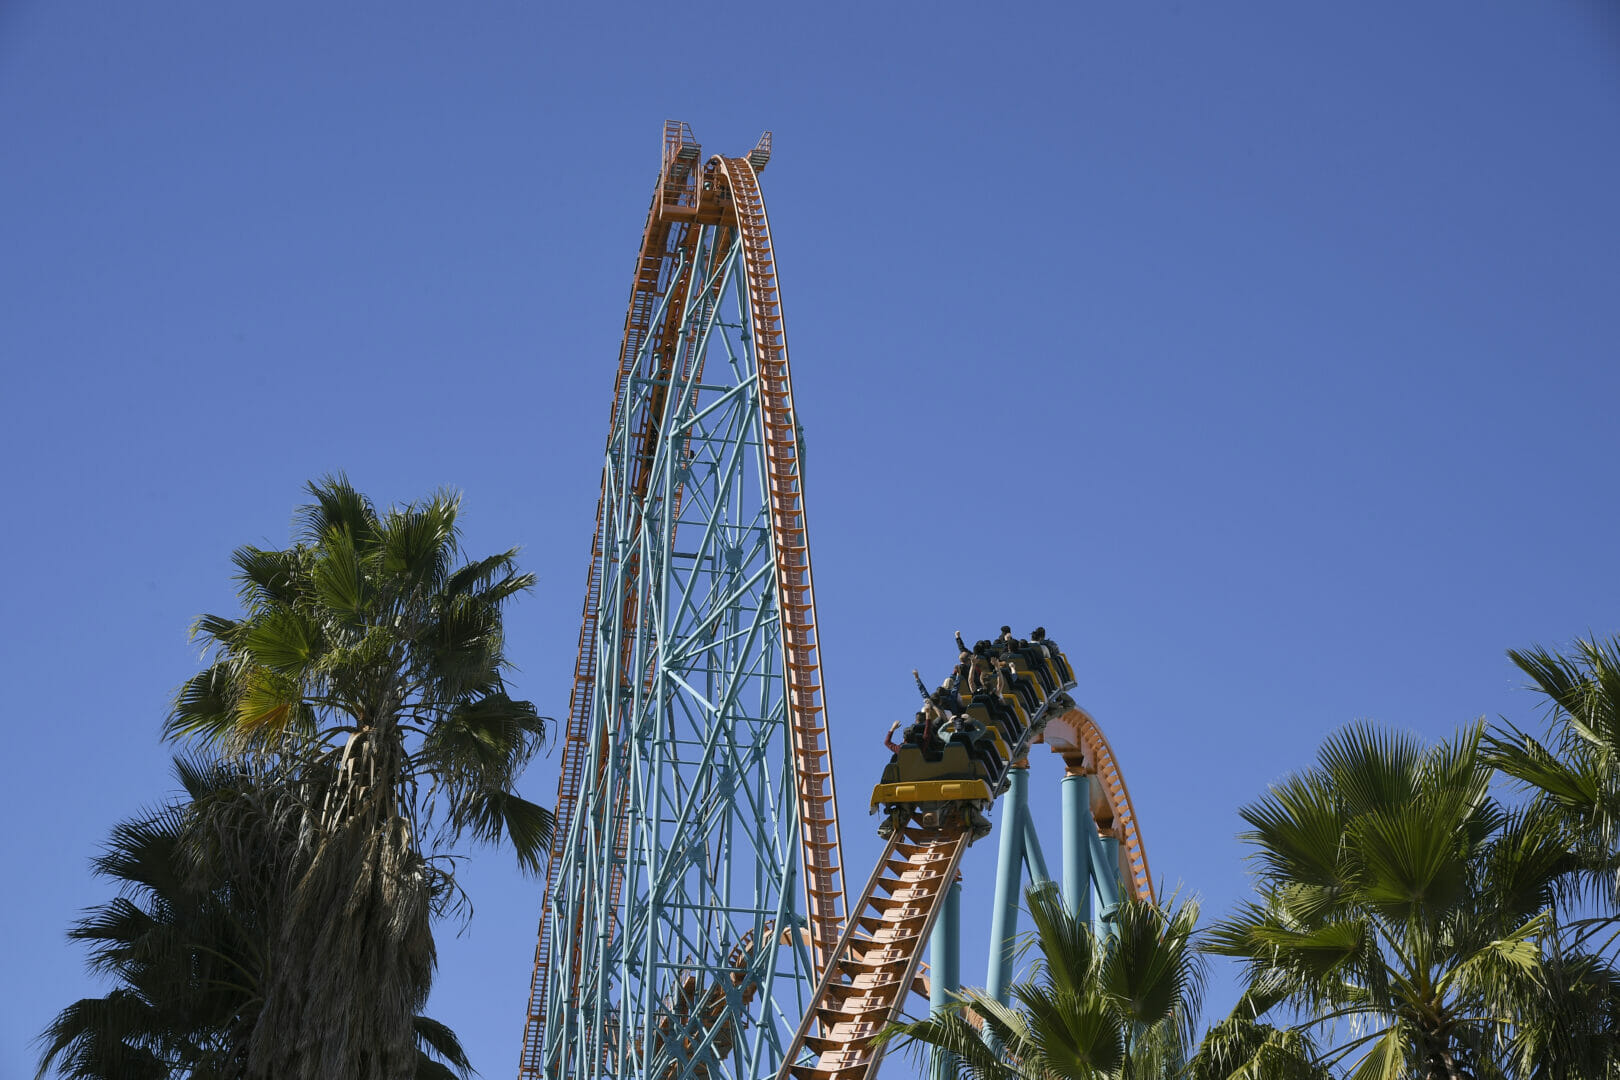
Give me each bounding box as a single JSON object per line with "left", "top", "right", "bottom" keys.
{"left": 1421, "top": 1037, "right": 1473, "bottom": 1080}
{"left": 248, "top": 735, "right": 435, "bottom": 1080}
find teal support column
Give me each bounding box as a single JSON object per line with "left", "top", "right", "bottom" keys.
{"left": 1061, "top": 773, "right": 1093, "bottom": 922}
{"left": 929, "top": 877, "right": 962, "bottom": 1079}
{"left": 929, "top": 879, "right": 961, "bottom": 1013}
{"left": 1021, "top": 813, "right": 1050, "bottom": 885}
{"left": 1088, "top": 826, "right": 1122, "bottom": 941}
{"left": 986, "top": 767, "right": 1029, "bottom": 1006}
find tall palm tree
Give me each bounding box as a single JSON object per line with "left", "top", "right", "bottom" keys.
{"left": 1487, "top": 637, "right": 1620, "bottom": 918}
{"left": 36, "top": 757, "right": 473, "bottom": 1080}
{"left": 875, "top": 883, "right": 1205, "bottom": 1079}
{"left": 1207, "top": 722, "right": 1620, "bottom": 1079}
{"left": 164, "top": 476, "right": 551, "bottom": 1080}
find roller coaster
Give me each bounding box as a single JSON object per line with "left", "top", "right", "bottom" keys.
{"left": 517, "top": 123, "right": 1154, "bottom": 1080}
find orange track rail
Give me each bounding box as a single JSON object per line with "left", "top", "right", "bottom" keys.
{"left": 713, "top": 153, "right": 848, "bottom": 976}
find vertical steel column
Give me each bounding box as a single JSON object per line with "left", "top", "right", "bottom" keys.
{"left": 929, "top": 877, "right": 962, "bottom": 1080}
{"left": 986, "top": 766, "right": 1029, "bottom": 1005}
{"left": 929, "top": 878, "right": 961, "bottom": 1011}
{"left": 1060, "top": 773, "right": 1092, "bottom": 922}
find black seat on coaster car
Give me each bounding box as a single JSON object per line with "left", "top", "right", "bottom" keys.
{"left": 1002, "top": 672, "right": 1039, "bottom": 716}
{"left": 880, "top": 742, "right": 993, "bottom": 790}
{"left": 1044, "top": 643, "right": 1073, "bottom": 684}
{"left": 970, "top": 692, "right": 1024, "bottom": 743}
{"left": 947, "top": 714, "right": 1004, "bottom": 778}
{"left": 961, "top": 702, "right": 1011, "bottom": 747}
{"left": 1010, "top": 650, "right": 1058, "bottom": 694}
{"left": 952, "top": 730, "right": 1005, "bottom": 788}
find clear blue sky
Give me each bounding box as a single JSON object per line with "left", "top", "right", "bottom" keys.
{"left": 3, "top": 3, "right": 1618, "bottom": 1077}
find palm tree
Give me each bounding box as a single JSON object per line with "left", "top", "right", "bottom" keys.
{"left": 1184, "top": 1011, "right": 1328, "bottom": 1080}
{"left": 163, "top": 476, "right": 552, "bottom": 1080}
{"left": 1207, "top": 722, "right": 1620, "bottom": 1079}
{"left": 875, "top": 883, "right": 1205, "bottom": 1079}
{"left": 36, "top": 757, "right": 473, "bottom": 1080}
{"left": 1487, "top": 637, "right": 1620, "bottom": 919}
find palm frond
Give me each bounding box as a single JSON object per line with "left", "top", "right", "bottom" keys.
{"left": 311, "top": 524, "right": 369, "bottom": 618}
{"left": 442, "top": 548, "right": 531, "bottom": 603}
{"left": 1315, "top": 724, "right": 1425, "bottom": 817}
{"left": 1099, "top": 894, "right": 1205, "bottom": 1040}
{"left": 1023, "top": 881, "right": 1097, "bottom": 996}
{"left": 448, "top": 788, "right": 553, "bottom": 874}
{"left": 1188, "top": 1016, "right": 1330, "bottom": 1080}
{"left": 1484, "top": 723, "right": 1601, "bottom": 811}
{"left": 1350, "top": 801, "right": 1470, "bottom": 919}
{"left": 296, "top": 473, "right": 379, "bottom": 547}
{"left": 1237, "top": 773, "right": 1347, "bottom": 890}
{"left": 873, "top": 1007, "right": 1018, "bottom": 1079}
{"left": 1015, "top": 980, "right": 1123, "bottom": 1077}
{"left": 166, "top": 665, "right": 236, "bottom": 742}
{"left": 412, "top": 1014, "right": 472, "bottom": 1079}
{"left": 421, "top": 693, "right": 548, "bottom": 781}
{"left": 1342, "top": 1022, "right": 1407, "bottom": 1080}
{"left": 241, "top": 607, "right": 322, "bottom": 674}
{"left": 35, "top": 991, "right": 174, "bottom": 1080}
{"left": 230, "top": 545, "right": 302, "bottom": 608}
{"left": 379, "top": 492, "right": 460, "bottom": 594}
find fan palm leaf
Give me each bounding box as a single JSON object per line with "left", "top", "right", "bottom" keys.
{"left": 1488, "top": 637, "right": 1620, "bottom": 913}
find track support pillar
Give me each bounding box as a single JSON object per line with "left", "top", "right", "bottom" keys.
{"left": 987, "top": 765, "right": 1029, "bottom": 1006}
{"left": 1060, "top": 772, "right": 1093, "bottom": 923}
{"left": 929, "top": 875, "right": 963, "bottom": 1080}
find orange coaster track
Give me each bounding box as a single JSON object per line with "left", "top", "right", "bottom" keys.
{"left": 775, "top": 696, "right": 1154, "bottom": 1080}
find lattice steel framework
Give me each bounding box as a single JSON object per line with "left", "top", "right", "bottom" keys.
{"left": 520, "top": 124, "right": 846, "bottom": 1080}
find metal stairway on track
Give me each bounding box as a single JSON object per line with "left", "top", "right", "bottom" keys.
{"left": 780, "top": 823, "right": 972, "bottom": 1080}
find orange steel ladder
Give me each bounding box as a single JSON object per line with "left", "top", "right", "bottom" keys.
{"left": 776, "top": 822, "right": 972, "bottom": 1080}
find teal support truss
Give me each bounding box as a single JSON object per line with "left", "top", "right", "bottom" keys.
{"left": 1021, "top": 814, "right": 1050, "bottom": 885}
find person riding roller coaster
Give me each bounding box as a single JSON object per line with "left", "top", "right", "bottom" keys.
{"left": 876, "top": 626, "right": 1071, "bottom": 842}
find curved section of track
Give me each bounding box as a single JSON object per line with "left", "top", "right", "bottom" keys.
{"left": 776, "top": 679, "right": 1155, "bottom": 1079}
{"left": 1039, "top": 707, "right": 1154, "bottom": 902}
{"left": 777, "top": 667, "right": 1088, "bottom": 1080}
